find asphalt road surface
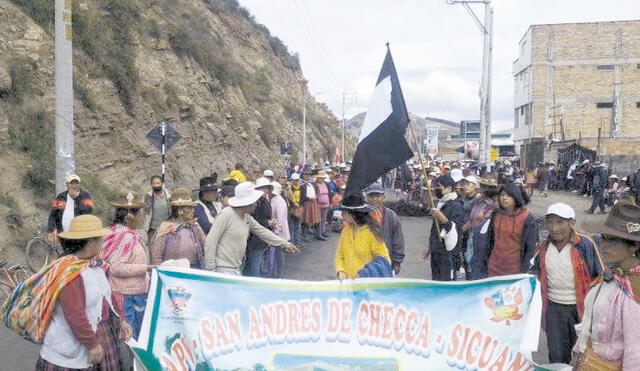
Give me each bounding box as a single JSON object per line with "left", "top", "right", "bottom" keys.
{"left": 4, "top": 189, "right": 607, "bottom": 369}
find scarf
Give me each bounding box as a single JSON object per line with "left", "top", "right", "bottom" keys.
{"left": 101, "top": 224, "right": 140, "bottom": 263}
{"left": 464, "top": 194, "right": 493, "bottom": 232}
{"left": 605, "top": 265, "right": 640, "bottom": 303}
{"left": 2, "top": 255, "right": 99, "bottom": 343}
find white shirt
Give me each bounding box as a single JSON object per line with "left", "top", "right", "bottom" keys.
{"left": 61, "top": 194, "right": 75, "bottom": 232}
{"left": 546, "top": 242, "right": 577, "bottom": 305}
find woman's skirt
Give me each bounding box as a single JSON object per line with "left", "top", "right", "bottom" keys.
{"left": 35, "top": 320, "right": 122, "bottom": 371}
{"left": 302, "top": 200, "right": 321, "bottom": 225}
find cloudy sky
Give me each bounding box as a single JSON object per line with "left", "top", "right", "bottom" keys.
{"left": 238, "top": 0, "right": 639, "bottom": 132}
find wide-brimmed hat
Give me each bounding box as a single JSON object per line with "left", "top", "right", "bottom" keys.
{"left": 111, "top": 190, "right": 145, "bottom": 209}
{"left": 478, "top": 177, "right": 498, "bottom": 188}
{"left": 583, "top": 203, "right": 640, "bottom": 242}
{"left": 58, "top": 215, "right": 110, "bottom": 240}
{"left": 338, "top": 194, "right": 376, "bottom": 212}
{"left": 254, "top": 177, "right": 273, "bottom": 190}
{"left": 290, "top": 173, "right": 301, "bottom": 181}
{"left": 229, "top": 182, "right": 264, "bottom": 207}
{"left": 199, "top": 176, "right": 218, "bottom": 193}
{"left": 170, "top": 187, "right": 197, "bottom": 207}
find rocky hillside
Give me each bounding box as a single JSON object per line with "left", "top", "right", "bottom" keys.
{"left": 0, "top": 0, "right": 351, "bottom": 260}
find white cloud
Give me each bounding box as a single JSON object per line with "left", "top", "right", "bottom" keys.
{"left": 239, "top": 0, "right": 640, "bottom": 132}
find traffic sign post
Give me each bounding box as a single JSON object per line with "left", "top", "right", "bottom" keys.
{"left": 146, "top": 121, "right": 181, "bottom": 183}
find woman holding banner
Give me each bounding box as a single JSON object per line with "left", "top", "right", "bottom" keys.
{"left": 334, "top": 194, "right": 391, "bottom": 280}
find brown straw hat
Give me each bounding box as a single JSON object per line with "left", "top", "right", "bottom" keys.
{"left": 170, "top": 187, "right": 197, "bottom": 207}
{"left": 583, "top": 203, "right": 640, "bottom": 242}
{"left": 110, "top": 190, "right": 145, "bottom": 209}
{"left": 58, "top": 215, "right": 110, "bottom": 240}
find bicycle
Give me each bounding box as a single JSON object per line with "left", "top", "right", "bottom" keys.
{"left": 0, "top": 261, "right": 32, "bottom": 304}
{"left": 25, "top": 236, "right": 62, "bottom": 273}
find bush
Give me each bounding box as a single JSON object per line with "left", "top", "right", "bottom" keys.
{"left": 78, "top": 173, "right": 117, "bottom": 224}
{"left": 72, "top": 0, "right": 140, "bottom": 112}
{"left": 7, "top": 57, "right": 36, "bottom": 103}
{"left": 9, "top": 0, "right": 55, "bottom": 30}
{"left": 240, "top": 70, "right": 272, "bottom": 104}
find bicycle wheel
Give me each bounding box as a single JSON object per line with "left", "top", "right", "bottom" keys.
{"left": 9, "top": 265, "right": 32, "bottom": 283}
{"left": 25, "top": 237, "right": 50, "bottom": 272}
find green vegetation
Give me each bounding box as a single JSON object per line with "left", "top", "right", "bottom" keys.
{"left": 240, "top": 70, "right": 272, "bottom": 104}
{"left": 72, "top": 0, "right": 141, "bottom": 113}
{"left": 8, "top": 0, "right": 55, "bottom": 30}
{"left": 78, "top": 173, "right": 117, "bottom": 224}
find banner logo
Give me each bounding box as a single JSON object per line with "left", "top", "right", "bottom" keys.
{"left": 484, "top": 286, "right": 524, "bottom": 325}
{"left": 167, "top": 285, "right": 192, "bottom": 315}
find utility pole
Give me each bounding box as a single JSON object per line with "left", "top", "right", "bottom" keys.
{"left": 447, "top": 0, "right": 493, "bottom": 169}
{"left": 54, "top": 0, "right": 75, "bottom": 193}
{"left": 302, "top": 92, "right": 307, "bottom": 165}
{"left": 341, "top": 92, "right": 346, "bottom": 163}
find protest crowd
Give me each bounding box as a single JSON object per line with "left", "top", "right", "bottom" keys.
{"left": 2, "top": 156, "right": 640, "bottom": 370}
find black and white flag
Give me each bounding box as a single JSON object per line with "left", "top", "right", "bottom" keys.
{"left": 346, "top": 45, "right": 414, "bottom": 196}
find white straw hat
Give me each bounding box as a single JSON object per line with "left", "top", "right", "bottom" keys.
{"left": 229, "top": 182, "right": 264, "bottom": 207}
{"left": 254, "top": 177, "right": 273, "bottom": 189}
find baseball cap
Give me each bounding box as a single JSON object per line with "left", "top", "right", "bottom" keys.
{"left": 545, "top": 203, "right": 575, "bottom": 220}
{"left": 436, "top": 175, "right": 456, "bottom": 188}
{"left": 364, "top": 183, "right": 385, "bottom": 195}
{"left": 65, "top": 174, "right": 81, "bottom": 183}
{"left": 263, "top": 170, "right": 274, "bottom": 177}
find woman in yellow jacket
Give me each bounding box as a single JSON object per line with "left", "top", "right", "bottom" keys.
{"left": 335, "top": 194, "right": 391, "bottom": 280}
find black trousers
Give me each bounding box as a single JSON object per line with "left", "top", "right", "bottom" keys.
{"left": 430, "top": 251, "right": 453, "bottom": 281}
{"left": 589, "top": 188, "right": 605, "bottom": 212}
{"left": 546, "top": 301, "right": 579, "bottom": 364}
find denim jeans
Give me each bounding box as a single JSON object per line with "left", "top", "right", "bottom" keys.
{"left": 318, "top": 207, "right": 329, "bottom": 236}
{"left": 289, "top": 215, "right": 302, "bottom": 245}
{"left": 123, "top": 293, "right": 147, "bottom": 340}
{"left": 243, "top": 245, "right": 266, "bottom": 277}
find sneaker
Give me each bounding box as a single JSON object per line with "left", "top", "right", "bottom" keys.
{"left": 315, "top": 236, "right": 327, "bottom": 241}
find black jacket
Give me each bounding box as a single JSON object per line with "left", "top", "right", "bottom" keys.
{"left": 591, "top": 166, "right": 607, "bottom": 191}
{"left": 429, "top": 197, "right": 464, "bottom": 255}
{"left": 47, "top": 190, "right": 93, "bottom": 232}
{"left": 247, "top": 196, "right": 273, "bottom": 251}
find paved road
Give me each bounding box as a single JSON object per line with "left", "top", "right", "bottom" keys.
{"left": 3, "top": 188, "right": 605, "bottom": 369}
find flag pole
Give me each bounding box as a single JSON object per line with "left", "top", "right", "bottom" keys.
{"left": 408, "top": 119, "right": 441, "bottom": 238}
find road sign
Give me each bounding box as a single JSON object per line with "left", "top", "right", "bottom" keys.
{"left": 147, "top": 121, "right": 181, "bottom": 182}
{"left": 146, "top": 121, "right": 181, "bottom": 152}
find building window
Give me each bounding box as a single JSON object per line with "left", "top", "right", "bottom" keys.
{"left": 596, "top": 102, "right": 613, "bottom": 108}
{"left": 596, "top": 65, "right": 614, "bottom": 70}
{"left": 514, "top": 109, "right": 519, "bottom": 128}
{"left": 637, "top": 64, "right": 640, "bottom": 69}
{"left": 637, "top": 102, "right": 640, "bottom": 108}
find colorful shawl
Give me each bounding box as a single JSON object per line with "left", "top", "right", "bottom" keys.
{"left": 2, "top": 255, "right": 92, "bottom": 343}
{"left": 606, "top": 265, "right": 640, "bottom": 303}
{"left": 101, "top": 224, "right": 140, "bottom": 263}
{"left": 463, "top": 194, "right": 493, "bottom": 232}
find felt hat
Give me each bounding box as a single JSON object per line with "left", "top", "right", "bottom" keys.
{"left": 339, "top": 193, "right": 376, "bottom": 212}
{"left": 229, "top": 182, "right": 264, "bottom": 207}
{"left": 58, "top": 215, "right": 110, "bottom": 240}
{"left": 170, "top": 187, "right": 197, "bottom": 207}
{"left": 583, "top": 203, "right": 640, "bottom": 242}
{"left": 111, "top": 190, "right": 145, "bottom": 209}
{"left": 316, "top": 170, "right": 328, "bottom": 179}
{"left": 199, "top": 176, "right": 218, "bottom": 193}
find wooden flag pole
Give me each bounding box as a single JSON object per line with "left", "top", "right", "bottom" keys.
{"left": 407, "top": 119, "right": 441, "bottom": 239}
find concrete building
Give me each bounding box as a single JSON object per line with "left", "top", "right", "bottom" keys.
{"left": 513, "top": 20, "right": 640, "bottom": 173}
